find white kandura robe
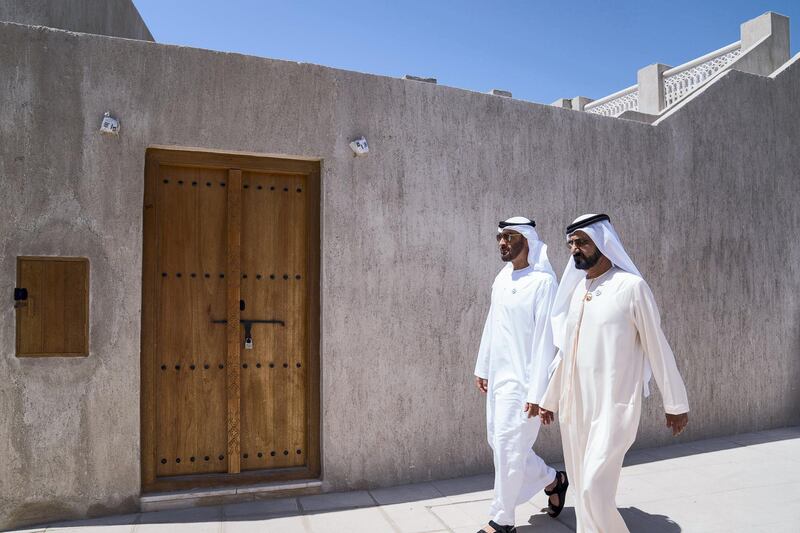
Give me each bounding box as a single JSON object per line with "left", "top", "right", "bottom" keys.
{"left": 540, "top": 267, "right": 690, "bottom": 533}
{"left": 475, "top": 265, "right": 558, "bottom": 526}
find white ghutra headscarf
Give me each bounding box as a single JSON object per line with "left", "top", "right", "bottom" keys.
{"left": 498, "top": 216, "right": 556, "bottom": 280}
{"left": 550, "top": 213, "right": 653, "bottom": 396}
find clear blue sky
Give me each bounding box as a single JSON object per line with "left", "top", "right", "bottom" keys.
{"left": 132, "top": 0, "right": 799, "bottom": 104}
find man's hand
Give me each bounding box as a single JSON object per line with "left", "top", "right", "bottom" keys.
{"left": 539, "top": 408, "right": 555, "bottom": 425}
{"left": 524, "top": 403, "right": 540, "bottom": 418}
{"left": 665, "top": 412, "right": 688, "bottom": 436}
{"left": 475, "top": 376, "right": 488, "bottom": 394}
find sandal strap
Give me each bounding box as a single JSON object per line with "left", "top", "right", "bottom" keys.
{"left": 488, "top": 520, "right": 514, "bottom": 532}
{"left": 544, "top": 471, "right": 567, "bottom": 495}
{"left": 545, "top": 471, "right": 569, "bottom": 518}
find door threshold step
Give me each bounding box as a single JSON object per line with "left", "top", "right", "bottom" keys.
{"left": 140, "top": 479, "right": 323, "bottom": 512}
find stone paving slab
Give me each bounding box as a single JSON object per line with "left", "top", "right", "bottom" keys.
{"left": 10, "top": 426, "right": 800, "bottom": 533}
{"left": 222, "top": 497, "right": 299, "bottom": 519}
{"left": 298, "top": 490, "right": 376, "bottom": 512}
{"left": 369, "top": 482, "right": 444, "bottom": 505}
{"left": 378, "top": 501, "right": 448, "bottom": 533}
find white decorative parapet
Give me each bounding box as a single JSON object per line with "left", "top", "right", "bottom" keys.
{"left": 553, "top": 12, "right": 788, "bottom": 119}
{"left": 583, "top": 41, "right": 741, "bottom": 118}
{"left": 584, "top": 85, "right": 639, "bottom": 117}
{"left": 662, "top": 42, "right": 742, "bottom": 107}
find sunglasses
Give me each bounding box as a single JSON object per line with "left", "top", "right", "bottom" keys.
{"left": 496, "top": 233, "right": 524, "bottom": 244}
{"left": 566, "top": 237, "right": 592, "bottom": 249}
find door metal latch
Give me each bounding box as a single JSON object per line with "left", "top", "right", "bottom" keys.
{"left": 14, "top": 287, "right": 28, "bottom": 309}
{"left": 211, "top": 318, "right": 286, "bottom": 350}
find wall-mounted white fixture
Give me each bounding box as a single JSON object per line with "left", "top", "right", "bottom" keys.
{"left": 100, "top": 112, "right": 120, "bottom": 135}
{"left": 349, "top": 136, "right": 369, "bottom": 156}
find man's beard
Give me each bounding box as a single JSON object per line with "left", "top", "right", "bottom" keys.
{"left": 573, "top": 248, "right": 603, "bottom": 270}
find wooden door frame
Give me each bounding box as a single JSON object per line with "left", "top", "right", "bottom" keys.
{"left": 140, "top": 148, "right": 321, "bottom": 493}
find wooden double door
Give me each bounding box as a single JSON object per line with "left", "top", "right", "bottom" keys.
{"left": 141, "top": 149, "right": 320, "bottom": 492}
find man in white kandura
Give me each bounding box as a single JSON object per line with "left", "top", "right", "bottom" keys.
{"left": 539, "top": 213, "right": 690, "bottom": 533}
{"left": 474, "top": 216, "right": 569, "bottom": 533}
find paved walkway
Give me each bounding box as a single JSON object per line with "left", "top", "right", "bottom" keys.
{"left": 11, "top": 426, "right": 800, "bottom": 533}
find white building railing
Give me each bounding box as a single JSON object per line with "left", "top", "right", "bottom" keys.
{"left": 584, "top": 84, "right": 639, "bottom": 117}
{"left": 662, "top": 41, "right": 742, "bottom": 107}
{"left": 583, "top": 41, "right": 741, "bottom": 118}
{"left": 555, "top": 12, "right": 788, "bottom": 118}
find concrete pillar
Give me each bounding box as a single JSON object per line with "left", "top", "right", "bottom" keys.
{"left": 741, "top": 11, "right": 789, "bottom": 52}
{"left": 637, "top": 63, "right": 671, "bottom": 115}
{"left": 736, "top": 11, "right": 790, "bottom": 76}
{"left": 550, "top": 98, "right": 571, "bottom": 109}
{"left": 571, "top": 96, "right": 593, "bottom": 111}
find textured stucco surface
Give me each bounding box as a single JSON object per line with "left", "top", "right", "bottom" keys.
{"left": 0, "top": 20, "right": 799, "bottom": 530}
{"left": 0, "top": 0, "right": 153, "bottom": 41}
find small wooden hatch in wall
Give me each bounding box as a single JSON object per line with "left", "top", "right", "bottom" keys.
{"left": 15, "top": 256, "right": 89, "bottom": 357}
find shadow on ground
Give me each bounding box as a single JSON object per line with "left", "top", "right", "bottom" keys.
{"left": 524, "top": 506, "right": 681, "bottom": 532}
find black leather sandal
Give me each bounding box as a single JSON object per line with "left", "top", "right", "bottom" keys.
{"left": 476, "top": 520, "right": 517, "bottom": 533}
{"left": 544, "top": 470, "right": 569, "bottom": 518}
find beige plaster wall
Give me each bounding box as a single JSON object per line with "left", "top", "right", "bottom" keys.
{"left": 0, "top": 0, "right": 153, "bottom": 41}
{"left": 0, "top": 20, "right": 798, "bottom": 529}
